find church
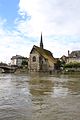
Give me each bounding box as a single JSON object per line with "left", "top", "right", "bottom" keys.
{"left": 28, "top": 33, "right": 56, "bottom": 72}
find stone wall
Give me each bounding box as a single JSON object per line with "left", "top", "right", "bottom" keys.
{"left": 28, "top": 53, "right": 50, "bottom": 72}
{"left": 28, "top": 53, "right": 40, "bottom": 71}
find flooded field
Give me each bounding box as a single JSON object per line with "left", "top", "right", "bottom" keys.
{"left": 0, "top": 73, "right": 80, "bottom": 120}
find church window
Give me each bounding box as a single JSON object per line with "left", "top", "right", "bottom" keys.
{"left": 33, "top": 56, "right": 36, "bottom": 62}
{"left": 42, "top": 61, "right": 43, "bottom": 64}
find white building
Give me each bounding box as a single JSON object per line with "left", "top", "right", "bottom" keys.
{"left": 11, "top": 55, "right": 28, "bottom": 66}
{"left": 67, "top": 50, "right": 80, "bottom": 63}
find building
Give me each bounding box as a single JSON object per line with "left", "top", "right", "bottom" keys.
{"left": 28, "top": 33, "right": 56, "bottom": 72}
{"left": 0, "top": 62, "right": 8, "bottom": 73}
{"left": 60, "top": 55, "right": 67, "bottom": 63}
{"left": 11, "top": 55, "right": 28, "bottom": 67}
{"left": 67, "top": 50, "right": 80, "bottom": 63}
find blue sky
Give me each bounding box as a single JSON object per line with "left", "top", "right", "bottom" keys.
{"left": 0, "top": 0, "right": 80, "bottom": 63}
{"left": 0, "top": 0, "right": 19, "bottom": 27}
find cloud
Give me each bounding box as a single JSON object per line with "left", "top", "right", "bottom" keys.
{"left": 0, "top": 18, "right": 33, "bottom": 63}
{"left": 15, "top": 0, "right": 80, "bottom": 57}
{"left": 0, "top": 0, "right": 80, "bottom": 63}
{"left": 18, "top": 0, "right": 80, "bottom": 36}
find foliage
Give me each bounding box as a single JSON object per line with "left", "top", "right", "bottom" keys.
{"left": 64, "top": 62, "right": 80, "bottom": 68}
{"left": 55, "top": 59, "right": 64, "bottom": 70}
{"left": 21, "top": 61, "right": 28, "bottom": 66}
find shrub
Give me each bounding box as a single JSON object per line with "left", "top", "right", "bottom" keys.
{"left": 64, "top": 62, "right": 80, "bottom": 68}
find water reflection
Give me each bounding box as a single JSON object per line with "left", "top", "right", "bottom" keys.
{"left": 0, "top": 74, "right": 32, "bottom": 120}
{"left": 0, "top": 73, "right": 80, "bottom": 120}
{"left": 67, "top": 79, "right": 80, "bottom": 95}
{"left": 29, "top": 73, "right": 80, "bottom": 99}
{"left": 29, "top": 74, "right": 80, "bottom": 120}
{"left": 29, "top": 74, "right": 69, "bottom": 98}
{"left": 29, "top": 78, "right": 54, "bottom": 96}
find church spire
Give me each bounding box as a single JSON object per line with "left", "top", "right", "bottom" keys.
{"left": 40, "top": 33, "right": 44, "bottom": 49}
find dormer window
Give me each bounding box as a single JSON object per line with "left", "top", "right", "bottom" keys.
{"left": 33, "top": 56, "right": 36, "bottom": 62}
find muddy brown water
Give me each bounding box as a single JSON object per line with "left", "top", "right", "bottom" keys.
{"left": 0, "top": 73, "right": 80, "bottom": 120}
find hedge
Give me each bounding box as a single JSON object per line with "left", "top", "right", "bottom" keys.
{"left": 64, "top": 62, "right": 80, "bottom": 68}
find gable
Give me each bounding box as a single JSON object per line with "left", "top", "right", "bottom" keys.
{"left": 30, "top": 45, "right": 56, "bottom": 64}
{"left": 30, "top": 47, "right": 38, "bottom": 54}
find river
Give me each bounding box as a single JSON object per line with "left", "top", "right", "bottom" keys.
{"left": 0, "top": 73, "right": 80, "bottom": 120}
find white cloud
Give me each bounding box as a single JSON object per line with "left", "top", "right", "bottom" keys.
{"left": 15, "top": 0, "right": 80, "bottom": 57}
{"left": 0, "top": 0, "right": 80, "bottom": 63}
{"left": 18, "top": 0, "right": 80, "bottom": 36}
{"left": 0, "top": 18, "right": 32, "bottom": 63}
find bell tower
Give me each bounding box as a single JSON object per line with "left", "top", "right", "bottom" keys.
{"left": 40, "top": 33, "right": 44, "bottom": 49}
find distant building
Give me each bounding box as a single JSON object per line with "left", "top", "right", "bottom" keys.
{"left": 11, "top": 55, "right": 28, "bottom": 66}
{"left": 0, "top": 62, "right": 8, "bottom": 73}
{"left": 0, "top": 62, "right": 7, "bottom": 66}
{"left": 60, "top": 55, "right": 67, "bottom": 63}
{"left": 67, "top": 50, "right": 80, "bottom": 63}
{"left": 28, "top": 33, "right": 56, "bottom": 72}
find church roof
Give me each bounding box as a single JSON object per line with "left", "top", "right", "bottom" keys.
{"left": 30, "top": 45, "right": 56, "bottom": 64}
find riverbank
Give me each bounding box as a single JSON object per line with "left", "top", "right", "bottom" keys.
{"left": 14, "top": 67, "right": 28, "bottom": 74}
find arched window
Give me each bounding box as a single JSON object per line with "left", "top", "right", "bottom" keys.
{"left": 33, "top": 56, "right": 36, "bottom": 62}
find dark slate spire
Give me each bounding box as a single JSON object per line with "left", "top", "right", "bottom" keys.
{"left": 40, "top": 33, "right": 43, "bottom": 49}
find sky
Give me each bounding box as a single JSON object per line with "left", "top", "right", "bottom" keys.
{"left": 0, "top": 0, "right": 80, "bottom": 63}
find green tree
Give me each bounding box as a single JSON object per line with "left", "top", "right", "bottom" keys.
{"left": 21, "top": 61, "right": 28, "bottom": 66}
{"left": 64, "top": 62, "right": 80, "bottom": 68}
{"left": 55, "top": 60, "right": 62, "bottom": 70}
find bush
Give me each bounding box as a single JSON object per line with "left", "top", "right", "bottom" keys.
{"left": 64, "top": 62, "right": 80, "bottom": 68}
{"left": 21, "top": 61, "right": 28, "bottom": 66}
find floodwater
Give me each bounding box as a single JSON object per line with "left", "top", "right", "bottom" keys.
{"left": 0, "top": 73, "right": 80, "bottom": 120}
